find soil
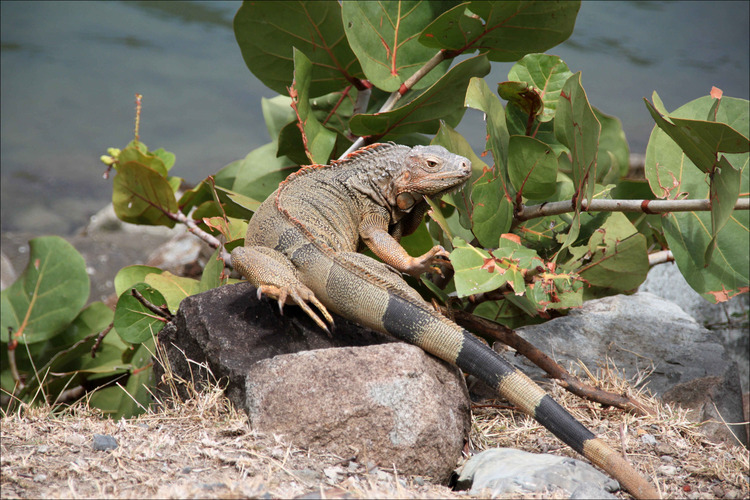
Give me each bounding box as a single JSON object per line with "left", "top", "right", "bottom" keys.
{"left": 2, "top": 370, "right": 748, "bottom": 500}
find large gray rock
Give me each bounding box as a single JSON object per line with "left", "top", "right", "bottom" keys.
{"left": 155, "top": 282, "right": 471, "bottom": 482}
{"left": 640, "top": 262, "right": 749, "bottom": 393}
{"left": 509, "top": 292, "right": 746, "bottom": 446}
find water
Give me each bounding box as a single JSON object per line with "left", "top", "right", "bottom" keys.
{"left": 1, "top": 1, "right": 747, "bottom": 235}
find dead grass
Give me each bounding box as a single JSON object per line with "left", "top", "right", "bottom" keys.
{"left": 2, "top": 352, "right": 748, "bottom": 499}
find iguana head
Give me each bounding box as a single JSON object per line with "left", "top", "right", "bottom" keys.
{"left": 392, "top": 145, "right": 472, "bottom": 212}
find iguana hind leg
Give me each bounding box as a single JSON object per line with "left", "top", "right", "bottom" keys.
{"left": 231, "top": 246, "right": 334, "bottom": 332}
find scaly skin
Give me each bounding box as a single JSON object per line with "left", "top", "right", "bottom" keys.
{"left": 231, "top": 143, "right": 659, "bottom": 499}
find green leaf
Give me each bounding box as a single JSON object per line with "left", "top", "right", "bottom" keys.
{"left": 349, "top": 54, "right": 490, "bottom": 138}
{"left": 507, "top": 135, "right": 557, "bottom": 200}
{"left": 562, "top": 212, "right": 649, "bottom": 299}
{"left": 200, "top": 247, "right": 229, "bottom": 292}
{"left": 234, "top": 1, "right": 364, "bottom": 96}
{"left": 554, "top": 72, "right": 600, "bottom": 211}
{"left": 114, "top": 283, "right": 167, "bottom": 344}
{"left": 505, "top": 54, "right": 573, "bottom": 122}
{"left": 342, "top": 0, "right": 454, "bottom": 92}
{"left": 420, "top": 1, "right": 579, "bottom": 61}
{"left": 262, "top": 95, "right": 295, "bottom": 140}
{"left": 116, "top": 144, "right": 168, "bottom": 177}
{"left": 470, "top": 176, "right": 513, "bottom": 248}
{"left": 114, "top": 265, "right": 163, "bottom": 297}
{"left": 644, "top": 92, "right": 750, "bottom": 174}
{"left": 465, "top": 77, "right": 510, "bottom": 176}
{"left": 112, "top": 161, "right": 178, "bottom": 227}
{"left": 645, "top": 95, "right": 749, "bottom": 302}
{"left": 290, "top": 48, "right": 337, "bottom": 164}
{"left": 152, "top": 148, "right": 176, "bottom": 171}
{"left": 432, "top": 122, "right": 487, "bottom": 230}
{"left": 144, "top": 272, "right": 200, "bottom": 314}
{"left": 232, "top": 142, "right": 297, "bottom": 203}
{"left": 594, "top": 106, "right": 629, "bottom": 180}
{"left": 1, "top": 237, "right": 90, "bottom": 344}
{"left": 116, "top": 339, "right": 155, "bottom": 418}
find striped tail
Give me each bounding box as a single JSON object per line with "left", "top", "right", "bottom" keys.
{"left": 381, "top": 293, "right": 660, "bottom": 499}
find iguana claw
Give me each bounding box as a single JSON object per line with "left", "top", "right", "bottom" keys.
{"left": 257, "top": 284, "right": 335, "bottom": 333}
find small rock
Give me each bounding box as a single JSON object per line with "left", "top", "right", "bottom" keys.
{"left": 657, "top": 464, "right": 677, "bottom": 476}
{"left": 36, "top": 445, "right": 49, "bottom": 454}
{"left": 92, "top": 433, "right": 118, "bottom": 451}
{"left": 456, "top": 448, "right": 618, "bottom": 498}
{"left": 655, "top": 443, "right": 677, "bottom": 456}
{"left": 33, "top": 474, "right": 47, "bottom": 482}
{"left": 641, "top": 434, "right": 657, "bottom": 446}
{"left": 712, "top": 485, "right": 724, "bottom": 497}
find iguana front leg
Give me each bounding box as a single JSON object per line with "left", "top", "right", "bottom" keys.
{"left": 359, "top": 209, "right": 449, "bottom": 278}
{"left": 230, "top": 246, "right": 334, "bottom": 332}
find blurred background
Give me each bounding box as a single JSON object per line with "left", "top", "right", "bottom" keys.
{"left": 2, "top": 1, "right": 748, "bottom": 235}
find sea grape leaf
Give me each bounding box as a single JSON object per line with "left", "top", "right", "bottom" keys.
{"left": 644, "top": 91, "right": 749, "bottom": 174}
{"left": 420, "top": 1, "right": 579, "bottom": 62}
{"left": 114, "top": 283, "right": 167, "bottom": 344}
{"left": 645, "top": 95, "right": 749, "bottom": 302}
{"left": 234, "top": 1, "right": 364, "bottom": 96}
{"left": 562, "top": 212, "right": 649, "bottom": 299}
{"left": 465, "top": 76, "right": 510, "bottom": 177}
{"left": 144, "top": 272, "right": 200, "bottom": 314}
{"left": 470, "top": 176, "right": 514, "bottom": 248}
{"left": 431, "top": 122, "right": 487, "bottom": 229}
{"left": 507, "top": 135, "right": 557, "bottom": 200}
{"left": 504, "top": 54, "right": 573, "bottom": 122}
{"left": 554, "top": 72, "right": 600, "bottom": 212}
{"left": 200, "top": 247, "right": 229, "bottom": 292}
{"left": 112, "top": 161, "right": 178, "bottom": 227}
{"left": 349, "top": 54, "right": 489, "bottom": 138}
{"left": 114, "top": 266, "right": 164, "bottom": 297}
{"left": 342, "top": 0, "right": 455, "bottom": 92}
{"left": 290, "top": 48, "right": 337, "bottom": 165}
{"left": 1, "top": 236, "right": 90, "bottom": 344}
{"left": 231, "top": 142, "right": 297, "bottom": 203}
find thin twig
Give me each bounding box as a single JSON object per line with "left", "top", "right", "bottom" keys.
{"left": 131, "top": 288, "right": 173, "bottom": 321}
{"left": 439, "top": 307, "right": 655, "bottom": 416}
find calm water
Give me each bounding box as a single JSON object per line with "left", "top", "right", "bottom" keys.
{"left": 1, "top": 1, "right": 748, "bottom": 235}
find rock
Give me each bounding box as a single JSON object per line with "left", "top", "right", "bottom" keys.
{"left": 155, "top": 282, "right": 470, "bottom": 482}
{"left": 154, "top": 282, "right": 397, "bottom": 403}
{"left": 640, "top": 262, "right": 749, "bottom": 394}
{"left": 506, "top": 292, "right": 747, "bottom": 445}
{"left": 91, "top": 433, "right": 118, "bottom": 451}
{"left": 244, "top": 343, "right": 470, "bottom": 483}
{"left": 456, "top": 448, "right": 619, "bottom": 498}
{"left": 662, "top": 375, "right": 747, "bottom": 447}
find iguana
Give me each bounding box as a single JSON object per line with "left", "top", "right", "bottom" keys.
{"left": 231, "top": 143, "right": 659, "bottom": 499}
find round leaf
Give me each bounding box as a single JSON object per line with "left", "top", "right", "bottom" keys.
{"left": 114, "top": 283, "right": 167, "bottom": 344}
{"left": 1, "top": 236, "right": 90, "bottom": 344}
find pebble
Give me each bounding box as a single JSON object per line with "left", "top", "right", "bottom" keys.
{"left": 92, "top": 433, "right": 118, "bottom": 451}
{"left": 640, "top": 434, "right": 657, "bottom": 446}
{"left": 657, "top": 465, "right": 677, "bottom": 476}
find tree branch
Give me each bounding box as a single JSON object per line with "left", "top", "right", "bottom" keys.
{"left": 516, "top": 197, "right": 750, "bottom": 222}
{"left": 439, "top": 306, "right": 655, "bottom": 416}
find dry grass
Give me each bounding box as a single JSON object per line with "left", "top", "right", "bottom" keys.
{"left": 469, "top": 359, "right": 750, "bottom": 499}
{"left": 2, "top": 352, "right": 748, "bottom": 499}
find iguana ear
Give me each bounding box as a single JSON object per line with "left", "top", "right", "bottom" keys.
{"left": 396, "top": 192, "right": 419, "bottom": 211}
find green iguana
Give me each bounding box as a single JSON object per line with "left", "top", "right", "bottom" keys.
{"left": 231, "top": 143, "right": 658, "bottom": 499}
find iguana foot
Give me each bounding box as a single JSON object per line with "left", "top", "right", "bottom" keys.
{"left": 406, "top": 245, "right": 452, "bottom": 278}
{"left": 257, "top": 283, "right": 335, "bottom": 333}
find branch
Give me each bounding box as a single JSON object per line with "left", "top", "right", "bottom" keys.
{"left": 164, "top": 210, "right": 232, "bottom": 265}
{"left": 516, "top": 197, "right": 750, "bottom": 222}
{"left": 341, "top": 49, "right": 451, "bottom": 158}
{"left": 439, "top": 307, "right": 655, "bottom": 416}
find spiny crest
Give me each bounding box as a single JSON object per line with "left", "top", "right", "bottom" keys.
{"left": 330, "top": 142, "right": 400, "bottom": 167}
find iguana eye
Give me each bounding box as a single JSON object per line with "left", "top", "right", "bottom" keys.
{"left": 425, "top": 159, "right": 439, "bottom": 169}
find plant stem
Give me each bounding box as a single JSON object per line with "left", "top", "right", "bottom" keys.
{"left": 516, "top": 197, "right": 750, "bottom": 222}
